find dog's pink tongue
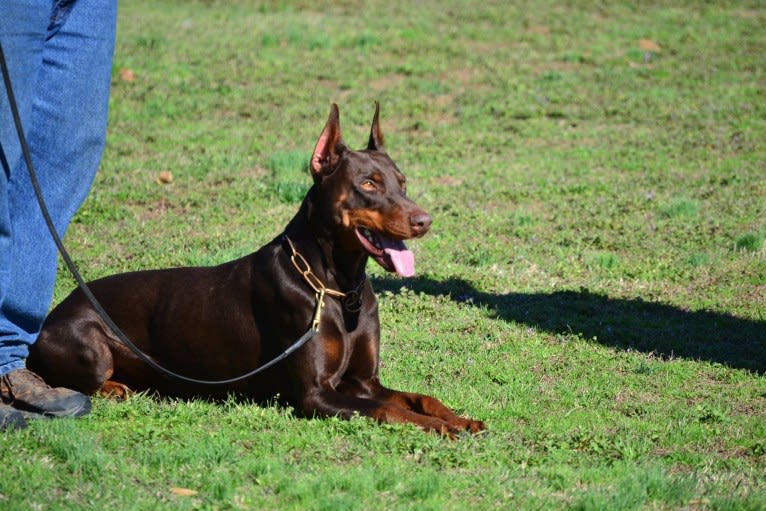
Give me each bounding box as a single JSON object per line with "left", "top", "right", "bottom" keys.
{"left": 385, "top": 247, "right": 415, "bottom": 277}
{"left": 382, "top": 239, "right": 415, "bottom": 277}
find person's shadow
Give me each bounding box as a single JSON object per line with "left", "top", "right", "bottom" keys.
{"left": 372, "top": 276, "right": 766, "bottom": 374}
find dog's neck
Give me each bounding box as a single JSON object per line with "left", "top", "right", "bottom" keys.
{"left": 283, "top": 186, "right": 368, "bottom": 293}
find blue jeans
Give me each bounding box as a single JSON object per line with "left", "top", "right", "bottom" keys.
{"left": 0, "top": 0, "right": 117, "bottom": 376}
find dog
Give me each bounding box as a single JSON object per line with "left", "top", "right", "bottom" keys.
{"left": 28, "top": 103, "right": 485, "bottom": 436}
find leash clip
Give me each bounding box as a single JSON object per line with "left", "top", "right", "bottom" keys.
{"left": 312, "top": 288, "right": 326, "bottom": 331}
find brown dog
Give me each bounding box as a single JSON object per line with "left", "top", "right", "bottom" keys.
{"left": 28, "top": 104, "right": 485, "bottom": 436}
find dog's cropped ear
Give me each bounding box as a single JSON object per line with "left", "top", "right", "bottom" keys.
{"left": 311, "top": 103, "right": 346, "bottom": 181}
{"left": 366, "top": 101, "right": 385, "bottom": 152}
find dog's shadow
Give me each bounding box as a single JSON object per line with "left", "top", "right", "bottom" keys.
{"left": 372, "top": 276, "right": 766, "bottom": 374}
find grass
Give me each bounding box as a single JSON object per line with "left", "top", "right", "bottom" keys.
{"left": 2, "top": 0, "right": 765, "bottom": 509}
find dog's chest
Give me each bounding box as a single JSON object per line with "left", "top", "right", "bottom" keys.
{"left": 318, "top": 301, "right": 378, "bottom": 383}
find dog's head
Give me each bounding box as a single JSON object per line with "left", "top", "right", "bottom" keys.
{"left": 309, "top": 103, "right": 431, "bottom": 277}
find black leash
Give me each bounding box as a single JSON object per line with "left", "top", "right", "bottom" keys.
{"left": 0, "top": 40, "right": 318, "bottom": 386}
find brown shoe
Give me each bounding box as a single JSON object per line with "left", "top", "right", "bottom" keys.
{"left": 0, "top": 368, "right": 91, "bottom": 418}
{"left": 0, "top": 402, "right": 28, "bottom": 431}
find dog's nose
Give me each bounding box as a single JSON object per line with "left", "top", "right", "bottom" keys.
{"left": 410, "top": 212, "right": 432, "bottom": 236}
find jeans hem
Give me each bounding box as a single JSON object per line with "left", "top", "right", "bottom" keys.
{"left": 0, "top": 358, "right": 26, "bottom": 378}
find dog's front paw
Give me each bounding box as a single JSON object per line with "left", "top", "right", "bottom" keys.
{"left": 455, "top": 417, "right": 486, "bottom": 434}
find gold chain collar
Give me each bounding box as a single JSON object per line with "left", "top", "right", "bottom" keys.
{"left": 284, "top": 236, "right": 364, "bottom": 321}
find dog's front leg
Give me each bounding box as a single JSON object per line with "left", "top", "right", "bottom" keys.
{"left": 298, "top": 386, "right": 470, "bottom": 436}
{"left": 337, "top": 378, "right": 485, "bottom": 434}
{"left": 375, "top": 386, "right": 486, "bottom": 434}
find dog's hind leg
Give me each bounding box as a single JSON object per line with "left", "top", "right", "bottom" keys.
{"left": 28, "top": 314, "right": 115, "bottom": 396}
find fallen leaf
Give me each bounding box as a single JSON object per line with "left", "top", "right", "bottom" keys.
{"left": 170, "top": 487, "right": 198, "bottom": 497}
{"left": 639, "top": 39, "right": 661, "bottom": 53}
{"left": 119, "top": 68, "right": 136, "bottom": 82}
{"left": 156, "top": 170, "right": 173, "bottom": 184}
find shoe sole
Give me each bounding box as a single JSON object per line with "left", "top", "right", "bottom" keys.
{"left": 16, "top": 397, "right": 92, "bottom": 420}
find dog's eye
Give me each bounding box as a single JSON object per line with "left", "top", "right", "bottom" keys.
{"left": 360, "top": 180, "right": 377, "bottom": 192}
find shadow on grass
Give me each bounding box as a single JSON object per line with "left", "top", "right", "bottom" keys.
{"left": 372, "top": 276, "right": 766, "bottom": 374}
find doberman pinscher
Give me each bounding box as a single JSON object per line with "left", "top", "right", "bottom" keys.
{"left": 28, "top": 103, "right": 485, "bottom": 436}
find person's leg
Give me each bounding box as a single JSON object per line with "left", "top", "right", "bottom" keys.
{"left": 0, "top": 0, "right": 51, "bottom": 377}
{"left": 0, "top": 0, "right": 117, "bottom": 376}
{"left": 0, "top": 0, "right": 116, "bottom": 421}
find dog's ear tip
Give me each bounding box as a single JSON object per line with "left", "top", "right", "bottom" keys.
{"left": 326, "top": 103, "right": 341, "bottom": 127}
{"left": 367, "top": 101, "right": 385, "bottom": 151}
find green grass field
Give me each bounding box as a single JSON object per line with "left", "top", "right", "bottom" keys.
{"left": 2, "top": 1, "right": 765, "bottom": 509}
